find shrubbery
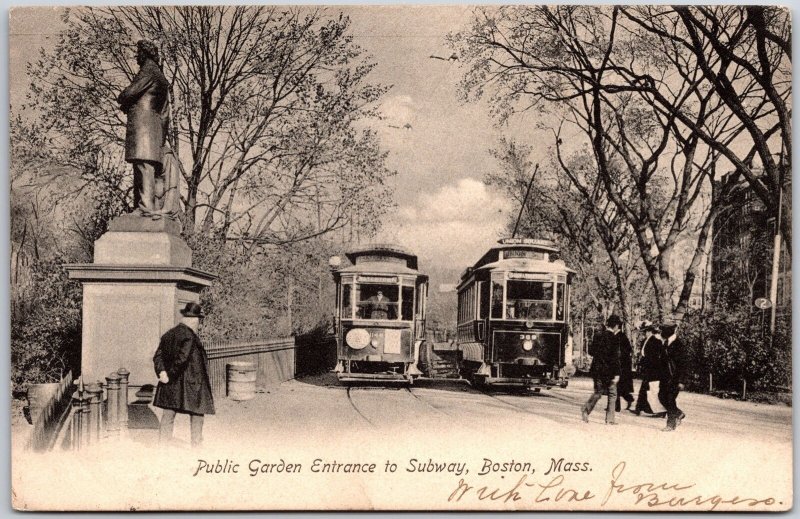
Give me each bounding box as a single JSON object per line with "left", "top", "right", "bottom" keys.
{"left": 186, "top": 233, "right": 337, "bottom": 341}
{"left": 11, "top": 258, "right": 82, "bottom": 393}
{"left": 681, "top": 306, "right": 791, "bottom": 393}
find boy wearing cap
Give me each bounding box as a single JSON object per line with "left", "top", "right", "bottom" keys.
{"left": 153, "top": 302, "right": 215, "bottom": 446}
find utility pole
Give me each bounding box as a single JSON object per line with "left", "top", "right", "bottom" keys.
{"left": 512, "top": 164, "right": 539, "bottom": 238}
{"left": 768, "top": 149, "right": 786, "bottom": 337}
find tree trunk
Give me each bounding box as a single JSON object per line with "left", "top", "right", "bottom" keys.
{"left": 672, "top": 210, "right": 718, "bottom": 321}
{"left": 607, "top": 252, "right": 631, "bottom": 328}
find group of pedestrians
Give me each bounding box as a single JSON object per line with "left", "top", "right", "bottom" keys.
{"left": 581, "top": 315, "right": 689, "bottom": 432}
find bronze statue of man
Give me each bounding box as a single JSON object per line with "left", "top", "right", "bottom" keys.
{"left": 117, "top": 39, "right": 170, "bottom": 215}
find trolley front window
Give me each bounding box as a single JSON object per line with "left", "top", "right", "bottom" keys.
{"left": 355, "top": 284, "right": 399, "bottom": 319}
{"left": 505, "top": 280, "right": 554, "bottom": 320}
{"left": 341, "top": 282, "right": 416, "bottom": 321}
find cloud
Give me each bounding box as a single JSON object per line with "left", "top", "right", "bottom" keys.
{"left": 378, "top": 178, "right": 511, "bottom": 270}
{"left": 380, "top": 94, "right": 418, "bottom": 128}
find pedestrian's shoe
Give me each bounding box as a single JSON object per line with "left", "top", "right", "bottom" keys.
{"left": 661, "top": 426, "right": 675, "bottom": 432}
{"left": 677, "top": 412, "right": 686, "bottom": 425}
{"left": 581, "top": 408, "right": 589, "bottom": 423}
{"left": 628, "top": 409, "right": 641, "bottom": 416}
{"left": 605, "top": 421, "right": 619, "bottom": 425}
{"left": 651, "top": 412, "right": 667, "bottom": 418}
{"left": 625, "top": 400, "right": 633, "bottom": 411}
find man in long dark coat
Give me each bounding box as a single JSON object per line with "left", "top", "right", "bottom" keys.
{"left": 153, "top": 302, "right": 215, "bottom": 446}
{"left": 581, "top": 315, "right": 622, "bottom": 425}
{"left": 118, "top": 39, "right": 170, "bottom": 214}
{"left": 658, "top": 323, "right": 688, "bottom": 431}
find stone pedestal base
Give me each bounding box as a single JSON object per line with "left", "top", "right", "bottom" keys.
{"left": 94, "top": 231, "right": 191, "bottom": 266}
{"left": 66, "top": 224, "right": 215, "bottom": 387}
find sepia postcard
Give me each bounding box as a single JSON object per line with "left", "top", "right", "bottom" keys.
{"left": 9, "top": 4, "right": 792, "bottom": 511}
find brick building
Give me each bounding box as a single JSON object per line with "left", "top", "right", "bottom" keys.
{"left": 710, "top": 168, "right": 791, "bottom": 312}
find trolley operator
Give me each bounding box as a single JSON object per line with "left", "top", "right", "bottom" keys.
{"left": 366, "top": 290, "right": 392, "bottom": 319}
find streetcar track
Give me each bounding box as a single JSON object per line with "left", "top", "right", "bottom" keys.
{"left": 404, "top": 387, "right": 451, "bottom": 416}
{"left": 535, "top": 389, "right": 583, "bottom": 405}
{"left": 474, "top": 388, "right": 540, "bottom": 415}
{"left": 345, "top": 387, "right": 376, "bottom": 427}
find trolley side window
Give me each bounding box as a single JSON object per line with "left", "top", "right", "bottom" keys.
{"left": 556, "top": 283, "right": 565, "bottom": 321}
{"left": 491, "top": 278, "right": 504, "bottom": 319}
{"left": 416, "top": 282, "right": 425, "bottom": 317}
{"left": 479, "top": 281, "right": 489, "bottom": 319}
{"left": 506, "top": 280, "right": 554, "bottom": 320}
{"left": 342, "top": 283, "right": 353, "bottom": 319}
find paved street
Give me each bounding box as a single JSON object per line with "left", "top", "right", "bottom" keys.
{"left": 199, "top": 373, "right": 792, "bottom": 445}
{"left": 14, "top": 372, "right": 792, "bottom": 511}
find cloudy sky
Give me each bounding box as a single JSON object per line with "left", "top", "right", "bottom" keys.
{"left": 10, "top": 6, "right": 549, "bottom": 275}
{"left": 345, "top": 6, "right": 549, "bottom": 272}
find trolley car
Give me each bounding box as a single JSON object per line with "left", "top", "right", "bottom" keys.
{"left": 456, "top": 238, "right": 575, "bottom": 390}
{"left": 331, "top": 244, "right": 428, "bottom": 384}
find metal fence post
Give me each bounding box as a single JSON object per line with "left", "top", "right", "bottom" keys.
{"left": 85, "top": 383, "right": 103, "bottom": 445}
{"left": 79, "top": 394, "right": 91, "bottom": 449}
{"left": 117, "top": 368, "right": 130, "bottom": 433}
{"left": 71, "top": 394, "right": 83, "bottom": 451}
{"left": 105, "top": 373, "right": 121, "bottom": 437}
{"left": 97, "top": 381, "right": 107, "bottom": 439}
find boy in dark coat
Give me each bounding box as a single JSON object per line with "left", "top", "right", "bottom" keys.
{"left": 153, "top": 302, "right": 215, "bottom": 446}
{"left": 615, "top": 330, "right": 635, "bottom": 412}
{"left": 581, "top": 315, "right": 622, "bottom": 425}
{"left": 658, "top": 323, "right": 688, "bottom": 431}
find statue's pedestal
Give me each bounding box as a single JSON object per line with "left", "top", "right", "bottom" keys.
{"left": 66, "top": 218, "right": 215, "bottom": 387}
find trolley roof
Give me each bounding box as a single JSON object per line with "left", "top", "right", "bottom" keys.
{"left": 336, "top": 243, "right": 427, "bottom": 279}
{"left": 344, "top": 243, "right": 418, "bottom": 269}
{"left": 459, "top": 238, "right": 575, "bottom": 285}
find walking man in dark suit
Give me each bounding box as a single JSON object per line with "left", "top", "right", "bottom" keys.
{"left": 658, "top": 323, "right": 688, "bottom": 431}
{"left": 581, "top": 315, "right": 622, "bottom": 425}
{"left": 153, "top": 302, "right": 215, "bottom": 446}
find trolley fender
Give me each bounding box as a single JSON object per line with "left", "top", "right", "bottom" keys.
{"left": 414, "top": 340, "right": 426, "bottom": 362}
{"left": 458, "top": 342, "right": 484, "bottom": 363}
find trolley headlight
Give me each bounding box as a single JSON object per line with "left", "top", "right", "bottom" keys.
{"left": 346, "top": 328, "right": 371, "bottom": 350}
{"left": 522, "top": 339, "right": 534, "bottom": 351}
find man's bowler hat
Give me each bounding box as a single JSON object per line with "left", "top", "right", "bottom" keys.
{"left": 180, "top": 302, "right": 205, "bottom": 318}
{"left": 661, "top": 322, "right": 677, "bottom": 338}
{"left": 606, "top": 314, "right": 623, "bottom": 328}
{"left": 639, "top": 320, "right": 660, "bottom": 333}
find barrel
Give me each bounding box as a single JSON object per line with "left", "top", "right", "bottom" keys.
{"left": 226, "top": 362, "right": 256, "bottom": 401}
